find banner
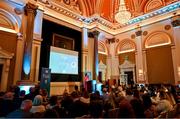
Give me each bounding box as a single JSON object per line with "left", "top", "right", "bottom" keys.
{"left": 40, "top": 67, "right": 51, "bottom": 96}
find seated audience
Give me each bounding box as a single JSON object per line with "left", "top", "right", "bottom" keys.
{"left": 24, "top": 87, "right": 36, "bottom": 101}
{"left": 30, "top": 95, "right": 45, "bottom": 114}
{"left": 1, "top": 92, "right": 15, "bottom": 117}
{"left": 118, "top": 97, "right": 135, "bottom": 118}
{"left": 6, "top": 99, "right": 32, "bottom": 118}
{"left": 142, "top": 94, "right": 157, "bottom": 118}
{"left": 43, "top": 109, "right": 59, "bottom": 118}
{"left": 156, "top": 91, "right": 173, "bottom": 114}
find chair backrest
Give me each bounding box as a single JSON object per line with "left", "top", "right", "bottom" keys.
{"left": 32, "top": 112, "right": 44, "bottom": 118}
{"left": 167, "top": 109, "right": 176, "bottom": 118}
{"left": 108, "top": 108, "right": 119, "bottom": 118}
{"left": 158, "top": 112, "right": 167, "bottom": 118}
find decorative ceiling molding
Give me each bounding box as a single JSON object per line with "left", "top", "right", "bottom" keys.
{"left": 144, "top": 0, "right": 164, "bottom": 13}
{"left": 37, "top": 0, "right": 180, "bottom": 35}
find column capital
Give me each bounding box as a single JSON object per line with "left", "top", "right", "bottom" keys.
{"left": 135, "top": 25, "right": 142, "bottom": 37}
{"left": 135, "top": 30, "right": 142, "bottom": 37}
{"left": 24, "top": 2, "right": 38, "bottom": 16}
{"left": 88, "top": 30, "right": 100, "bottom": 39}
{"left": 17, "top": 33, "right": 23, "bottom": 41}
{"left": 106, "top": 38, "right": 115, "bottom": 44}
{"left": 92, "top": 30, "right": 100, "bottom": 38}
{"left": 171, "top": 15, "right": 180, "bottom": 27}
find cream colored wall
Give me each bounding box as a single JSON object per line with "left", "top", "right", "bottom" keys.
{"left": 113, "top": 18, "right": 178, "bottom": 84}
{"left": 0, "top": 0, "right": 179, "bottom": 92}
{"left": 0, "top": 0, "right": 43, "bottom": 90}
{"left": 0, "top": 31, "right": 17, "bottom": 89}
{"left": 146, "top": 46, "right": 175, "bottom": 84}
{"left": 50, "top": 82, "right": 80, "bottom": 96}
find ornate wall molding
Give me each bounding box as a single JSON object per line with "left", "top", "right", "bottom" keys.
{"left": 98, "top": 41, "right": 109, "bottom": 55}
{"left": 0, "top": 47, "right": 14, "bottom": 91}
{"left": 144, "top": 31, "right": 171, "bottom": 48}
{"left": 116, "top": 39, "right": 136, "bottom": 54}
{"left": 0, "top": 8, "right": 20, "bottom": 32}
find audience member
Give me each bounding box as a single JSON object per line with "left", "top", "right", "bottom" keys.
{"left": 156, "top": 91, "right": 173, "bottom": 114}
{"left": 1, "top": 92, "right": 15, "bottom": 117}
{"left": 30, "top": 95, "right": 45, "bottom": 113}
{"left": 6, "top": 99, "right": 32, "bottom": 118}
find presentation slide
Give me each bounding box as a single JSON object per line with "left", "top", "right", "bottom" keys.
{"left": 49, "top": 46, "right": 78, "bottom": 74}
{"left": 19, "top": 85, "right": 35, "bottom": 95}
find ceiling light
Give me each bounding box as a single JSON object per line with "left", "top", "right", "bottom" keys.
{"left": 115, "top": 0, "right": 131, "bottom": 24}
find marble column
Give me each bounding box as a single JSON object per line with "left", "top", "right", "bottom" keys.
{"left": 81, "top": 27, "right": 88, "bottom": 73}
{"left": 142, "top": 49, "right": 148, "bottom": 83}
{"left": 171, "top": 15, "right": 180, "bottom": 84}
{"left": 92, "top": 31, "right": 100, "bottom": 81}
{"left": 13, "top": 33, "right": 24, "bottom": 84}
{"left": 30, "top": 9, "right": 44, "bottom": 83}
{"left": 106, "top": 55, "right": 112, "bottom": 80}
{"left": 135, "top": 26, "right": 145, "bottom": 83}
{"left": 22, "top": 2, "right": 38, "bottom": 80}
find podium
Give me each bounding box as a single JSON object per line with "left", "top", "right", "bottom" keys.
{"left": 86, "top": 80, "right": 96, "bottom": 93}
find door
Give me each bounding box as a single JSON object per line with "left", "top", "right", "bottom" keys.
{"left": 124, "top": 71, "right": 134, "bottom": 85}
{"left": 98, "top": 71, "right": 102, "bottom": 83}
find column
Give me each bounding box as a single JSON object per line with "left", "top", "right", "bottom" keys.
{"left": 92, "top": 31, "right": 100, "bottom": 81}
{"left": 1, "top": 60, "right": 11, "bottom": 91}
{"left": 13, "top": 33, "right": 24, "bottom": 84}
{"left": 106, "top": 38, "right": 119, "bottom": 85}
{"left": 171, "top": 15, "right": 180, "bottom": 84}
{"left": 135, "top": 26, "right": 145, "bottom": 83}
{"left": 81, "top": 27, "right": 88, "bottom": 73}
{"left": 30, "top": 9, "right": 44, "bottom": 83}
{"left": 112, "top": 54, "right": 120, "bottom": 79}
{"left": 30, "top": 39, "right": 42, "bottom": 83}
{"left": 22, "top": 2, "right": 38, "bottom": 80}
{"left": 142, "top": 49, "right": 148, "bottom": 83}
{"left": 106, "top": 55, "right": 112, "bottom": 80}
{"left": 81, "top": 27, "right": 89, "bottom": 88}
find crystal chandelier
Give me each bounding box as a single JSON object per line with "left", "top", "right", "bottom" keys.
{"left": 115, "top": 0, "right": 131, "bottom": 24}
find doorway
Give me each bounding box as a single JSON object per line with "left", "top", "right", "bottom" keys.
{"left": 124, "top": 71, "right": 134, "bottom": 85}
{"left": 98, "top": 71, "right": 102, "bottom": 83}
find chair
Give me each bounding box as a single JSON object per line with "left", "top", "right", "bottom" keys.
{"left": 32, "top": 112, "right": 44, "bottom": 118}
{"left": 108, "top": 108, "right": 119, "bottom": 118}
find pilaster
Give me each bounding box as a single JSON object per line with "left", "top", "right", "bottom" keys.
{"left": 21, "top": 2, "right": 38, "bottom": 81}
{"left": 171, "top": 14, "right": 180, "bottom": 84}
{"left": 135, "top": 26, "right": 146, "bottom": 83}
{"left": 13, "top": 33, "right": 24, "bottom": 84}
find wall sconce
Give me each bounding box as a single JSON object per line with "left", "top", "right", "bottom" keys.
{"left": 178, "top": 67, "right": 180, "bottom": 77}
{"left": 139, "top": 69, "right": 143, "bottom": 75}
{"left": 138, "top": 69, "right": 144, "bottom": 81}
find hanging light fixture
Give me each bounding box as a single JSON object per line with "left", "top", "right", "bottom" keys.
{"left": 115, "top": 0, "right": 131, "bottom": 24}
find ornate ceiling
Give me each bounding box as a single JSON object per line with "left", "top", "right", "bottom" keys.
{"left": 59, "top": 0, "right": 178, "bottom": 22}
{"left": 38, "top": 0, "right": 180, "bottom": 34}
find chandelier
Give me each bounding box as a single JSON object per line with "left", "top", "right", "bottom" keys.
{"left": 115, "top": 0, "right": 131, "bottom": 24}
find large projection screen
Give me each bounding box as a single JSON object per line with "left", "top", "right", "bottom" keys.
{"left": 49, "top": 46, "right": 78, "bottom": 75}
